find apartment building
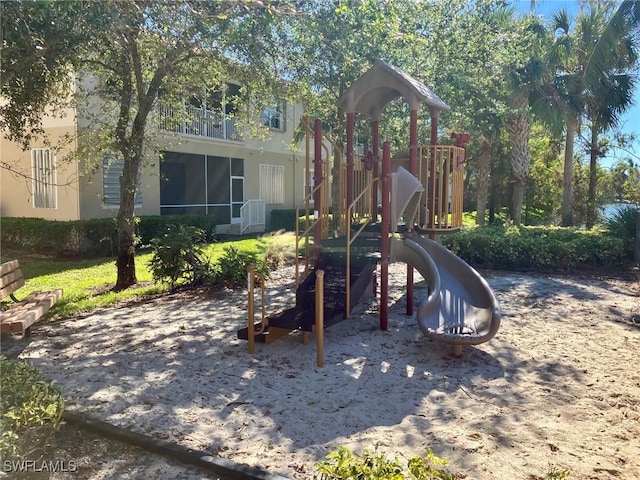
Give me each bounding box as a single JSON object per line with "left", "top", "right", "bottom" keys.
{"left": 0, "top": 79, "right": 307, "bottom": 234}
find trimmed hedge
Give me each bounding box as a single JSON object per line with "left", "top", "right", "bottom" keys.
{"left": 1, "top": 215, "right": 216, "bottom": 258}
{"left": 441, "top": 225, "right": 627, "bottom": 271}
{"left": 270, "top": 209, "right": 298, "bottom": 232}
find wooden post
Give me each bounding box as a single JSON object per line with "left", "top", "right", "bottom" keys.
{"left": 429, "top": 111, "right": 439, "bottom": 235}
{"left": 372, "top": 119, "right": 380, "bottom": 219}
{"left": 247, "top": 265, "right": 255, "bottom": 354}
{"left": 407, "top": 109, "right": 418, "bottom": 316}
{"left": 314, "top": 119, "right": 323, "bottom": 264}
{"left": 346, "top": 113, "right": 355, "bottom": 217}
{"left": 380, "top": 142, "right": 391, "bottom": 331}
{"left": 315, "top": 270, "right": 325, "bottom": 367}
{"left": 635, "top": 210, "right": 640, "bottom": 265}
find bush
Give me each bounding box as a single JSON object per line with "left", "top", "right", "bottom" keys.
{"left": 441, "top": 225, "right": 626, "bottom": 271}
{"left": 603, "top": 204, "right": 639, "bottom": 258}
{"left": 315, "top": 446, "right": 456, "bottom": 480}
{"left": 0, "top": 215, "right": 216, "bottom": 258}
{"left": 212, "top": 246, "right": 270, "bottom": 288}
{"left": 270, "top": 209, "right": 298, "bottom": 232}
{"left": 149, "top": 225, "right": 213, "bottom": 289}
{"left": 137, "top": 215, "right": 216, "bottom": 246}
{"left": 0, "top": 356, "right": 64, "bottom": 461}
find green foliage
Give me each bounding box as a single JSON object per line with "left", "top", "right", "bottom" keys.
{"left": 270, "top": 209, "right": 298, "bottom": 232}
{"left": 149, "top": 225, "right": 212, "bottom": 289}
{"left": 0, "top": 356, "right": 64, "bottom": 460}
{"left": 0, "top": 215, "right": 216, "bottom": 258}
{"left": 137, "top": 215, "right": 217, "bottom": 246}
{"left": 603, "top": 204, "right": 640, "bottom": 256}
{"left": 315, "top": 446, "right": 456, "bottom": 480}
{"left": 212, "top": 246, "right": 270, "bottom": 289}
{"left": 442, "top": 225, "right": 627, "bottom": 271}
{"left": 546, "top": 467, "right": 571, "bottom": 479}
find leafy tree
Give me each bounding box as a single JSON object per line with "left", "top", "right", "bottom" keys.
{"left": 1, "top": 0, "right": 293, "bottom": 290}
{"left": 0, "top": 1, "right": 105, "bottom": 152}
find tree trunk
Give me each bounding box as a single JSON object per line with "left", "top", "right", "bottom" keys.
{"left": 586, "top": 121, "right": 599, "bottom": 229}
{"left": 561, "top": 118, "right": 578, "bottom": 227}
{"left": 475, "top": 140, "right": 491, "bottom": 226}
{"left": 505, "top": 102, "right": 530, "bottom": 226}
{"left": 113, "top": 153, "right": 140, "bottom": 291}
{"left": 512, "top": 181, "right": 526, "bottom": 225}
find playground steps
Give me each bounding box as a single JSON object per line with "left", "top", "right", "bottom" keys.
{"left": 237, "top": 254, "right": 376, "bottom": 344}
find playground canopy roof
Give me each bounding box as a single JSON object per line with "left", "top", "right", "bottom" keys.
{"left": 336, "top": 59, "right": 450, "bottom": 118}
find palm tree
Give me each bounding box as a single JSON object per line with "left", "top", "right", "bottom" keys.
{"left": 497, "top": 9, "right": 548, "bottom": 226}
{"left": 539, "top": 2, "right": 639, "bottom": 226}
{"left": 584, "top": 72, "right": 636, "bottom": 228}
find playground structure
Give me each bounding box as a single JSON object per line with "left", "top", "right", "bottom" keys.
{"left": 238, "top": 60, "right": 501, "bottom": 362}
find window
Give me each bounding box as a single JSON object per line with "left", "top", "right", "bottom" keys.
{"left": 31, "top": 148, "right": 57, "bottom": 209}
{"left": 159, "top": 152, "right": 243, "bottom": 224}
{"left": 259, "top": 164, "right": 285, "bottom": 204}
{"left": 262, "top": 104, "right": 285, "bottom": 132}
{"left": 102, "top": 153, "right": 142, "bottom": 207}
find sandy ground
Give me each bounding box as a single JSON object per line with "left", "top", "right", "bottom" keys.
{"left": 11, "top": 263, "right": 640, "bottom": 480}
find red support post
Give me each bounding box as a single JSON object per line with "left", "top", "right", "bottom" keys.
{"left": 372, "top": 119, "right": 380, "bottom": 219}
{"left": 314, "top": 119, "right": 323, "bottom": 263}
{"left": 429, "top": 112, "right": 439, "bottom": 239}
{"left": 406, "top": 109, "right": 418, "bottom": 315}
{"left": 380, "top": 141, "right": 391, "bottom": 331}
{"left": 346, "top": 113, "right": 355, "bottom": 215}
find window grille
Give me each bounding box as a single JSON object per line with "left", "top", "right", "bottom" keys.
{"left": 102, "top": 153, "right": 142, "bottom": 207}
{"left": 31, "top": 148, "right": 57, "bottom": 209}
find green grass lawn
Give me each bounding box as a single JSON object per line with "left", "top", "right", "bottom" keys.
{"left": 1, "top": 232, "right": 298, "bottom": 321}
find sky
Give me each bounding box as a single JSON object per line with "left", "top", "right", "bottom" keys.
{"left": 514, "top": 0, "right": 640, "bottom": 169}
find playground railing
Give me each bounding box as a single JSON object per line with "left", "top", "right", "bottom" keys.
{"left": 295, "top": 183, "right": 324, "bottom": 290}
{"left": 246, "top": 264, "right": 325, "bottom": 367}
{"left": 417, "top": 145, "right": 465, "bottom": 231}
{"left": 345, "top": 177, "right": 379, "bottom": 316}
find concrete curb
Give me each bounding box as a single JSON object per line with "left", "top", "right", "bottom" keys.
{"left": 63, "top": 411, "right": 291, "bottom": 480}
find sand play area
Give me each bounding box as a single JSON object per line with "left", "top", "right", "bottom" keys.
{"left": 13, "top": 263, "right": 640, "bottom": 479}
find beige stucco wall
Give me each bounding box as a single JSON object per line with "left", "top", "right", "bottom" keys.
{"left": 77, "top": 158, "right": 161, "bottom": 220}
{"left": 0, "top": 124, "right": 81, "bottom": 221}
{"left": 154, "top": 131, "right": 304, "bottom": 224}
{"left": 2, "top": 72, "right": 310, "bottom": 228}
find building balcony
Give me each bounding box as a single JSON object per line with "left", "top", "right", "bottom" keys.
{"left": 158, "top": 104, "right": 241, "bottom": 142}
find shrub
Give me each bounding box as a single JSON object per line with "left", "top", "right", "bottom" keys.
{"left": 0, "top": 215, "right": 216, "bottom": 258}
{"left": 315, "top": 446, "right": 456, "bottom": 480}
{"left": 138, "top": 215, "right": 216, "bottom": 246}
{"left": 211, "top": 246, "right": 270, "bottom": 289}
{"left": 149, "top": 225, "right": 213, "bottom": 289}
{"left": 0, "top": 356, "right": 64, "bottom": 460}
{"left": 270, "top": 209, "right": 298, "bottom": 232}
{"left": 603, "top": 204, "right": 639, "bottom": 258}
{"left": 441, "top": 225, "right": 626, "bottom": 271}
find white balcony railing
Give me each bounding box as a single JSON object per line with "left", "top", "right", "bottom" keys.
{"left": 240, "top": 199, "right": 266, "bottom": 234}
{"left": 158, "top": 104, "right": 240, "bottom": 141}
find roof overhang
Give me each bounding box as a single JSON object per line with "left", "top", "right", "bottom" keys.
{"left": 336, "top": 60, "right": 450, "bottom": 118}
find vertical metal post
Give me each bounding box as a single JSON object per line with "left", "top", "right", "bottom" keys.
{"left": 314, "top": 119, "right": 323, "bottom": 263}
{"left": 380, "top": 142, "right": 391, "bottom": 331}
{"left": 315, "top": 270, "right": 325, "bottom": 368}
{"left": 247, "top": 265, "right": 255, "bottom": 354}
